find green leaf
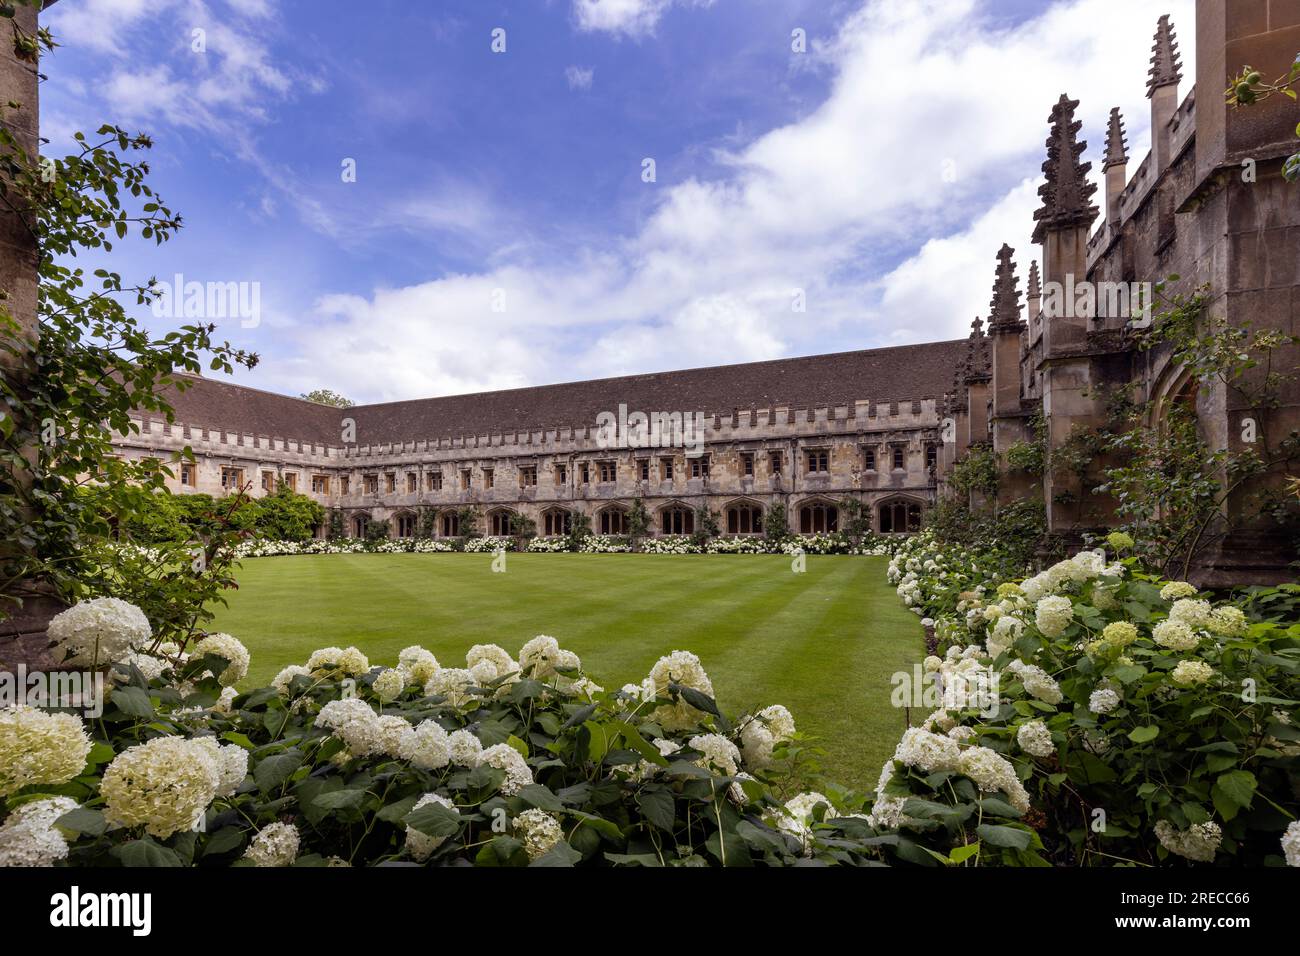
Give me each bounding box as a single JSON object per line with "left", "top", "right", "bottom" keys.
{"left": 312, "top": 788, "right": 366, "bottom": 811}
{"left": 975, "top": 823, "right": 1032, "bottom": 850}
{"left": 1211, "top": 770, "right": 1257, "bottom": 820}
{"left": 636, "top": 788, "right": 677, "bottom": 832}
{"left": 253, "top": 752, "right": 302, "bottom": 793}
{"left": 404, "top": 801, "right": 462, "bottom": 839}
{"left": 949, "top": 841, "right": 981, "bottom": 864}
{"left": 111, "top": 685, "right": 154, "bottom": 718}
{"left": 113, "top": 838, "right": 182, "bottom": 867}
{"left": 529, "top": 842, "right": 582, "bottom": 867}
{"left": 1128, "top": 725, "right": 1160, "bottom": 743}
{"left": 55, "top": 806, "right": 105, "bottom": 837}
{"left": 518, "top": 784, "right": 564, "bottom": 813}
{"left": 201, "top": 826, "right": 245, "bottom": 857}
{"left": 671, "top": 682, "right": 721, "bottom": 717}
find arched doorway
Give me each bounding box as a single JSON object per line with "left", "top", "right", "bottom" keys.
{"left": 798, "top": 499, "right": 838, "bottom": 534}
{"left": 878, "top": 497, "right": 923, "bottom": 533}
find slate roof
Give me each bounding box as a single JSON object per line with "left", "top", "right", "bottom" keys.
{"left": 158, "top": 339, "right": 967, "bottom": 445}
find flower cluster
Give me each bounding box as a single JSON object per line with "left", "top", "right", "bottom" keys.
{"left": 0, "top": 706, "right": 92, "bottom": 797}
{"left": 46, "top": 597, "right": 152, "bottom": 668}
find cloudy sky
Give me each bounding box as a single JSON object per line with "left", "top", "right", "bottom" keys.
{"left": 42, "top": 0, "right": 1196, "bottom": 404}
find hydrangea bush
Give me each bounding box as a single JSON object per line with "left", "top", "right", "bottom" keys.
{"left": 2, "top": 610, "right": 894, "bottom": 867}
{"left": 875, "top": 531, "right": 1299, "bottom": 866}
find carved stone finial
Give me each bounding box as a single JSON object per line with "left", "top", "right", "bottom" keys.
{"left": 1027, "top": 260, "right": 1041, "bottom": 299}
{"left": 989, "top": 244, "right": 1024, "bottom": 332}
{"left": 1032, "top": 93, "right": 1099, "bottom": 243}
{"left": 1103, "top": 107, "right": 1129, "bottom": 169}
{"left": 1147, "top": 15, "right": 1182, "bottom": 96}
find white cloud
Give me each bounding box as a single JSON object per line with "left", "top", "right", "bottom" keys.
{"left": 276, "top": 0, "right": 1197, "bottom": 402}
{"left": 565, "top": 65, "right": 595, "bottom": 91}
{"left": 572, "top": 0, "right": 715, "bottom": 38}
{"left": 46, "top": 0, "right": 159, "bottom": 54}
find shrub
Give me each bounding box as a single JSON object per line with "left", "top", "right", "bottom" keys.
{"left": 1, "top": 612, "right": 894, "bottom": 867}
{"left": 877, "top": 533, "right": 1300, "bottom": 866}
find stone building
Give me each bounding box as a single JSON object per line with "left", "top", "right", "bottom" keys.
{"left": 118, "top": 342, "right": 964, "bottom": 540}
{"left": 941, "top": 2, "right": 1300, "bottom": 585}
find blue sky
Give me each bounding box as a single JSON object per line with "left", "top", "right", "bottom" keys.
{"left": 41, "top": 0, "right": 1195, "bottom": 404}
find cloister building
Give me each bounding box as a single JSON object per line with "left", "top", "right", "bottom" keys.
{"left": 118, "top": 341, "right": 964, "bottom": 540}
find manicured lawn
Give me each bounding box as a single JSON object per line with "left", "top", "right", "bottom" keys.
{"left": 208, "top": 553, "right": 921, "bottom": 789}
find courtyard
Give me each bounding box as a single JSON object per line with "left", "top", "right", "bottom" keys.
{"left": 208, "top": 552, "right": 923, "bottom": 789}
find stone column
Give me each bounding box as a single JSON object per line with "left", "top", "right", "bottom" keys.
{"left": 0, "top": 2, "right": 58, "bottom": 669}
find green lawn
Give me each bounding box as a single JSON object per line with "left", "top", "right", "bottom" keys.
{"left": 207, "top": 553, "right": 921, "bottom": 789}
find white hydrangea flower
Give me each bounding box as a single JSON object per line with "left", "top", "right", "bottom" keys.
{"left": 405, "top": 793, "right": 457, "bottom": 862}
{"left": 1171, "top": 660, "right": 1214, "bottom": 687}
{"left": 1159, "top": 581, "right": 1198, "bottom": 601}
{"left": 1154, "top": 819, "right": 1221, "bottom": 863}
{"left": 1282, "top": 820, "right": 1300, "bottom": 868}
{"left": 468, "top": 659, "right": 499, "bottom": 687}
{"left": 646, "top": 650, "right": 715, "bottom": 732}
{"left": 957, "top": 747, "right": 1030, "bottom": 813}
{"left": 190, "top": 736, "right": 248, "bottom": 798}
{"left": 372, "top": 668, "right": 405, "bottom": 702}
{"left": 47, "top": 597, "right": 152, "bottom": 668}
{"left": 1034, "top": 595, "right": 1074, "bottom": 638}
{"left": 398, "top": 719, "right": 451, "bottom": 770}
{"left": 447, "top": 729, "right": 483, "bottom": 766}
{"left": 305, "top": 645, "right": 370, "bottom": 678}
{"left": 1208, "top": 606, "right": 1247, "bottom": 638}
{"left": 1153, "top": 620, "right": 1199, "bottom": 651}
{"left": 738, "top": 705, "right": 795, "bottom": 769}
{"left": 513, "top": 808, "right": 564, "bottom": 861}
{"left": 424, "top": 668, "right": 478, "bottom": 708}
{"left": 893, "top": 727, "right": 961, "bottom": 773}
{"left": 773, "top": 791, "right": 832, "bottom": 855}
{"left": 922, "top": 655, "right": 943, "bottom": 673}
{"left": 0, "top": 796, "right": 79, "bottom": 867}
{"left": 1088, "top": 688, "right": 1121, "bottom": 714}
{"left": 243, "top": 822, "right": 299, "bottom": 867}
{"left": 477, "top": 743, "right": 533, "bottom": 795}
{"left": 1016, "top": 720, "right": 1055, "bottom": 758}
{"left": 518, "top": 636, "right": 567, "bottom": 679}
{"left": 101, "top": 736, "right": 221, "bottom": 838}
{"left": 0, "top": 706, "right": 92, "bottom": 797}
{"left": 123, "top": 650, "right": 170, "bottom": 683}
{"left": 315, "top": 697, "right": 374, "bottom": 729}
{"left": 1013, "top": 663, "right": 1063, "bottom": 705}
{"left": 1168, "top": 599, "right": 1213, "bottom": 630}
{"left": 397, "top": 646, "right": 440, "bottom": 686}
{"left": 921, "top": 709, "right": 956, "bottom": 733}
{"left": 272, "top": 664, "right": 313, "bottom": 697}
{"left": 688, "top": 733, "right": 741, "bottom": 776}
{"left": 466, "top": 644, "right": 516, "bottom": 681}
{"left": 191, "top": 633, "right": 250, "bottom": 686}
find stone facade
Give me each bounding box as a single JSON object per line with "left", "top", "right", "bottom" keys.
{"left": 116, "top": 343, "right": 961, "bottom": 540}
{"left": 941, "top": 2, "right": 1300, "bottom": 585}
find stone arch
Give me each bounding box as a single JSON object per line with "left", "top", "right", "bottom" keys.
{"left": 351, "top": 513, "right": 370, "bottom": 538}
{"left": 876, "top": 494, "right": 925, "bottom": 533}
{"left": 486, "top": 507, "right": 517, "bottom": 537}
{"left": 393, "top": 510, "right": 418, "bottom": 539}
{"left": 795, "top": 496, "right": 839, "bottom": 534}
{"left": 596, "top": 503, "right": 629, "bottom": 535}
{"left": 541, "top": 506, "right": 572, "bottom": 537}
{"left": 723, "top": 497, "right": 764, "bottom": 535}
{"left": 657, "top": 500, "right": 695, "bottom": 536}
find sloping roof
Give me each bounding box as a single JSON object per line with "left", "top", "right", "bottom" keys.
{"left": 158, "top": 338, "right": 967, "bottom": 445}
